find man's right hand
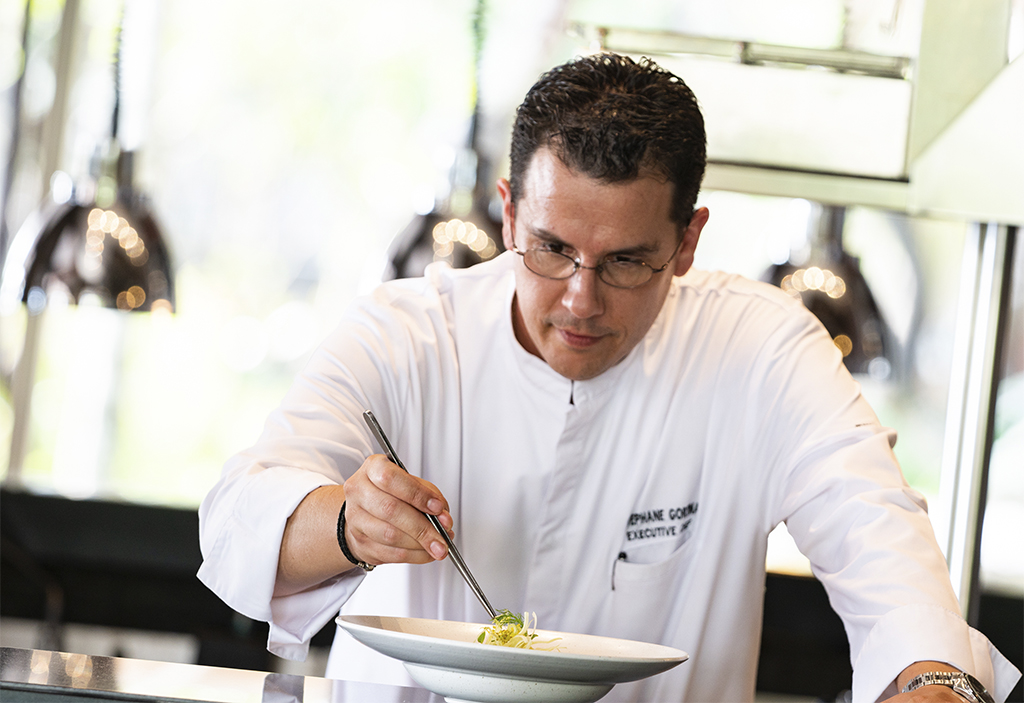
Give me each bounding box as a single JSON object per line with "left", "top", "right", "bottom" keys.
{"left": 273, "top": 455, "right": 453, "bottom": 597}
{"left": 340, "top": 453, "right": 454, "bottom": 567}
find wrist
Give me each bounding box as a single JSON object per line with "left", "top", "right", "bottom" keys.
{"left": 336, "top": 501, "right": 375, "bottom": 571}
{"left": 898, "top": 662, "right": 960, "bottom": 691}
{"left": 901, "top": 671, "right": 994, "bottom": 703}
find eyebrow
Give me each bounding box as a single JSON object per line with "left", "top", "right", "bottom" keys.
{"left": 525, "top": 225, "right": 663, "bottom": 259}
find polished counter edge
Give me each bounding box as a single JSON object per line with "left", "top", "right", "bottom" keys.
{"left": 0, "top": 647, "right": 440, "bottom": 703}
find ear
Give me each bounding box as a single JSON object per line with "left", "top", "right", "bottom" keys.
{"left": 496, "top": 178, "right": 516, "bottom": 251}
{"left": 673, "top": 207, "right": 709, "bottom": 277}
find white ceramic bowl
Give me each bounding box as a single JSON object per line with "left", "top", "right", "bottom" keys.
{"left": 337, "top": 615, "right": 687, "bottom": 703}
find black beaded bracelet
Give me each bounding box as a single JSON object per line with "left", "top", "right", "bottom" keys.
{"left": 336, "top": 501, "right": 374, "bottom": 571}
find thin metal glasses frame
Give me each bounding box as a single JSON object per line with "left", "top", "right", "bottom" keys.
{"left": 509, "top": 243, "right": 674, "bottom": 289}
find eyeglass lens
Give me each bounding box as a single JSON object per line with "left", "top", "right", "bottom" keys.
{"left": 523, "top": 249, "right": 653, "bottom": 288}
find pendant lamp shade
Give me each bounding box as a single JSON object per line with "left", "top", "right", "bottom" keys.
{"left": 1, "top": 148, "right": 174, "bottom": 315}
{"left": 763, "top": 205, "right": 896, "bottom": 379}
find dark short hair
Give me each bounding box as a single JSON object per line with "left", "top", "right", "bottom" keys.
{"left": 509, "top": 52, "right": 706, "bottom": 226}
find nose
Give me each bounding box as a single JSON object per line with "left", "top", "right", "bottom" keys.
{"left": 561, "top": 266, "right": 604, "bottom": 319}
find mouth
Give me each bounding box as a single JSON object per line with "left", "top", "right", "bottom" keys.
{"left": 557, "top": 327, "right": 605, "bottom": 349}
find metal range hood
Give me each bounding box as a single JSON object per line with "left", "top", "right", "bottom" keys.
{"left": 578, "top": 0, "right": 1023, "bottom": 226}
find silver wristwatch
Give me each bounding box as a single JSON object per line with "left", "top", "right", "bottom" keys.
{"left": 901, "top": 671, "right": 994, "bottom": 703}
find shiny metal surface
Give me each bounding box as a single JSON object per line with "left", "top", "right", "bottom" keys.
{"left": 575, "top": 6, "right": 1023, "bottom": 224}
{"left": 0, "top": 647, "right": 440, "bottom": 703}
{"left": 938, "top": 224, "right": 1015, "bottom": 620}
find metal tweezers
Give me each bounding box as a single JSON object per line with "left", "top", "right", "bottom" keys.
{"left": 362, "top": 410, "right": 497, "bottom": 620}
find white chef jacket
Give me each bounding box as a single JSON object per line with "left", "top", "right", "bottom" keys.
{"left": 198, "top": 253, "right": 1020, "bottom": 703}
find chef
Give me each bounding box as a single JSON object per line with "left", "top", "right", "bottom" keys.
{"left": 198, "top": 52, "right": 1020, "bottom": 702}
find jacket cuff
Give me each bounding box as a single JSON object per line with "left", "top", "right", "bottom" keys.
{"left": 267, "top": 568, "right": 366, "bottom": 661}
{"left": 198, "top": 466, "right": 336, "bottom": 621}
{"left": 851, "top": 603, "right": 1021, "bottom": 703}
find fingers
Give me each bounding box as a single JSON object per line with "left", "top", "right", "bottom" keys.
{"left": 344, "top": 504, "right": 445, "bottom": 565}
{"left": 363, "top": 454, "right": 449, "bottom": 518}
{"left": 342, "top": 454, "right": 454, "bottom": 566}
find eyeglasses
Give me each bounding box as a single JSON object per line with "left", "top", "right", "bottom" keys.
{"left": 510, "top": 242, "right": 674, "bottom": 289}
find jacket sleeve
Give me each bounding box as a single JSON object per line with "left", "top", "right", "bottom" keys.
{"left": 755, "top": 306, "right": 1021, "bottom": 702}
{"left": 197, "top": 274, "right": 453, "bottom": 660}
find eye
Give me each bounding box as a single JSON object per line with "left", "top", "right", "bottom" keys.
{"left": 538, "top": 241, "right": 570, "bottom": 256}
{"left": 604, "top": 255, "right": 645, "bottom": 267}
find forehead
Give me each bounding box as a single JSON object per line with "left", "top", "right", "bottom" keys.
{"left": 516, "top": 148, "right": 678, "bottom": 252}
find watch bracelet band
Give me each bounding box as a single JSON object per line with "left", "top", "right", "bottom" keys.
{"left": 336, "top": 501, "right": 375, "bottom": 571}
{"left": 901, "top": 671, "right": 993, "bottom": 703}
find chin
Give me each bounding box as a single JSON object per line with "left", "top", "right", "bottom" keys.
{"left": 544, "top": 351, "right": 616, "bottom": 382}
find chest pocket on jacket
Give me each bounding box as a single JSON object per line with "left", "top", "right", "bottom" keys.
{"left": 607, "top": 535, "right": 699, "bottom": 643}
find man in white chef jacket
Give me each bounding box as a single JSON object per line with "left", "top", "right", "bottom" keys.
{"left": 198, "top": 53, "right": 1020, "bottom": 702}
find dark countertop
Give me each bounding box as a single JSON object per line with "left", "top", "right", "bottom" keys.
{"left": 0, "top": 647, "right": 442, "bottom": 703}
